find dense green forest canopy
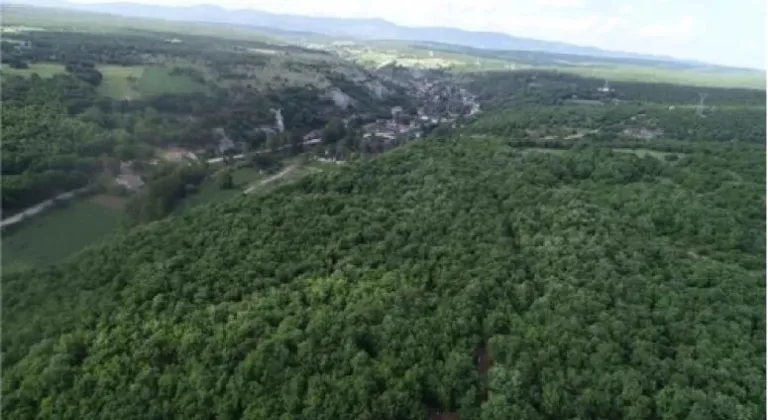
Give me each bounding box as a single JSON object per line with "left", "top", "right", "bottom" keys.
{"left": 3, "top": 133, "right": 764, "bottom": 419}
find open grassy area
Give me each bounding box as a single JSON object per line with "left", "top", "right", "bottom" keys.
{"left": 177, "top": 166, "right": 264, "bottom": 211}
{"left": 0, "top": 62, "right": 66, "bottom": 78}
{"left": 2, "top": 199, "right": 125, "bottom": 271}
{"left": 137, "top": 66, "right": 208, "bottom": 96}
{"left": 560, "top": 65, "right": 765, "bottom": 90}
{"left": 96, "top": 65, "right": 145, "bottom": 98}
{"left": 95, "top": 65, "right": 207, "bottom": 98}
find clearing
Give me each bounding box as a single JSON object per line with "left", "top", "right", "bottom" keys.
{"left": 560, "top": 65, "right": 766, "bottom": 90}
{"left": 244, "top": 164, "right": 298, "bottom": 194}
{"left": 137, "top": 66, "right": 208, "bottom": 96}
{"left": 97, "top": 65, "right": 207, "bottom": 99}
{"left": 2, "top": 199, "right": 124, "bottom": 271}
{"left": 89, "top": 194, "right": 128, "bottom": 210}
{"left": 0, "top": 62, "right": 66, "bottom": 78}
{"left": 177, "top": 166, "right": 264, "bottom": 211}
{"left": 96, "top": 65, "right": 145, "bottom": 99}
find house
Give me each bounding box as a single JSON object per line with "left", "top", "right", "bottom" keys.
{"left": 162, "top": 147, "right": 198, "bottom": 163}
{"left": 213, "top": 128, "right": 235, "bottom": 154}
{"left": 115, "top": 173, "right": 145, "bottom": 191}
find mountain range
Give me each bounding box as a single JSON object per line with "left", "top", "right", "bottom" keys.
{"left": 11, "top": 0, "right": 707, "bottom": 65}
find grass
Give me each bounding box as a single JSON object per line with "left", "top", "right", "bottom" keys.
{"left": 559, "top": 65, "right": 766, "bottom": 90}
{"left": 96, "top": 66, "right": 208, "bottom": 99}
{"left": 96, "top": 65, "right": 145, "bottom": 99}
{"left": 177, "top": 166, "right": 264, "bottom": 211}
{"left": 0, "top": 63, "right": 205, "bottom": 99}
{"left": 0, "top": 62, "right": 66, "bottom": 78}
{"left": 137, "top": 67, "right": 208, "bottom": 96}
{"left": 2, "top": 200, "right": 125, "bottom": 271}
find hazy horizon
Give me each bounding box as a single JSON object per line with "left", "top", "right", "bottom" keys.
{"left": 59, "top": 0, "right": 765, "bottom": 69}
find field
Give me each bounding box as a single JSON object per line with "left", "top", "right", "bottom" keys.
{"left": 560, "top": 65, "right": 766, "bottom": 90}
{"left": 2, "top": 199, "right": 125, "bottom": 271}
{"left": 136, "top": 66, "right": 208, "bottom": 96}
{"left": 1, "top": 157, "right": 330, "bottom": 271}
{"left": 96, "top": 65, "right": 145, "bottom": 98}
{"left": 340, "top": 41, "right": 766, "bottom": 90}
{"left": 2, "top": 63, "right": 208, "bottom": 98}
{"left": 177, "top": 166, "right": 264, "bottom": 211}
{"left": 0, "top": 62, "right": 66, "bottom": 78}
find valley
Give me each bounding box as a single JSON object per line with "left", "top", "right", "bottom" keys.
{"left": 1, "top": 3, "right": 766, "bottom": 420}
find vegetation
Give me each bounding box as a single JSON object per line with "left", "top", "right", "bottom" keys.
{"left": 0, "top": 20, "right": 414, "bottom": 214}
{"left": 2, "top": 199, "right": 125, "bottom": 271}
{"left": 2, "top": 7, "right": 766, "bottom": 420}
{"left": 3, "top": 131, "right": 765, "bottom": 419}
{"left": 464, "top": 70, "right": 766, "bottom": 110}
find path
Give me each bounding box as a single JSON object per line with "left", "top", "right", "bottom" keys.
{"left": 206, "top": 139, "right": 323, "bottom": 164}
{"left": 244, "top": 164, "right": 298, "bottom": 194}
{"left": 1, "top": 187, "right": 88, "bottom": 228}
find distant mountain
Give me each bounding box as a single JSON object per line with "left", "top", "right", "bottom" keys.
{"left": 10, "top": 0, "right": 702, "bottom": 65}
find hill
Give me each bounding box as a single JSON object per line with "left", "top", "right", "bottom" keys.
{"left": 3, "top": 0, "right": 741, "bottom": 66}
{"left": 3, "top": 133, "right": 765, "bottom": 418}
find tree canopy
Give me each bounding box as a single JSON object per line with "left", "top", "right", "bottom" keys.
{"left": 3, "top": 134, "right": 764, "bottom": 419}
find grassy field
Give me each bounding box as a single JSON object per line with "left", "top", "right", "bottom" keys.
{"left": 177, "top": 166, "right": 264, "bottom": 211}
{"left": 2, "top": 200, "right": 125, "bottom": 271}
{"left": 137, "top": 67, "right": 208, "bottom": 96}
{"left": 0, "top": 62, "right": 66, "bottom": 78}
{"left": 96, "top": 65, "right": 145, "bottom": 98}
{"left": 98, "top": 65, "right": 208, "bottom": 98}
{"left": 2, "top": 63, "right": 208, "bottom": 98}
{"left": 559, "top": 65, "right": 765, "bottom": 90}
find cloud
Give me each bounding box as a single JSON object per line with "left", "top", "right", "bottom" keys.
{"left": 537, "top": 0, "right": 587, "bottom": 8}
{"left": 634, "top": 15, "right": 697, "bottom": 39}
{"left": 618, "top": 4, "right": 634, "bottom": 15}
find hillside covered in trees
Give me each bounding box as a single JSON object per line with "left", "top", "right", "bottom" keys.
{"left": 3, "top": 133, "right": 764, "bottom": 419}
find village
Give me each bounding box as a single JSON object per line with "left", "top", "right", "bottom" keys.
{"left": 110, "top": 73, "right": 482, "bottom": 194}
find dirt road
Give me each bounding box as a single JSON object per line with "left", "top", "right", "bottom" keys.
{"left": 244, "top": 164, "right": 298, "bottom": 194}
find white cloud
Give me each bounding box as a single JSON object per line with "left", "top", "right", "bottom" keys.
{"left": 634, "top": 15, "right": 697, "bottom": 39}
{"left": 537, "top": 0, "right": 587, "bottom": 8}
{"left": 618, "top": 4, "right": 634, "bottom": 15}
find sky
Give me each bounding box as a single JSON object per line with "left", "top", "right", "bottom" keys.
{"left": 70, "top": 0, "right": 766, "bottom": 69}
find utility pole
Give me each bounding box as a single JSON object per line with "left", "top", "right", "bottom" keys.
{"left": 697, "top": 93, "right": 708, "bottom": 118}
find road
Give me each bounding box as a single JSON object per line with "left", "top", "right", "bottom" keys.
{"left": 205, "top": 139, "right": 323, "bottom": 164}
{"left": 1, "top": 188, "right": 89, "bottom": 228}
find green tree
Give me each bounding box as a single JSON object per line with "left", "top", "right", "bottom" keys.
{"left": 217, "top": 170, "right": 234, "bottom": 190}
{"left": 322, "top": 118, "right": 346, "bottom": 145}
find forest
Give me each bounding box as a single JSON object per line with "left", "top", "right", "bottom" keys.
{"left": 2, "top": 12, "right": 767, "bottom": 420}
{"left": 3, "top": 130, "right": 765, "bottom": 418}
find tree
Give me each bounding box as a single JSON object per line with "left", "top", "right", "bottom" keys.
{"left": 288, "top": 130, "right": 304, "bottom": 155}
{"left": 217, "top": 170, "right": 234, "bottom": 190}
{"left": 322, "top": 118, "right": 346, "bottom": 145}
